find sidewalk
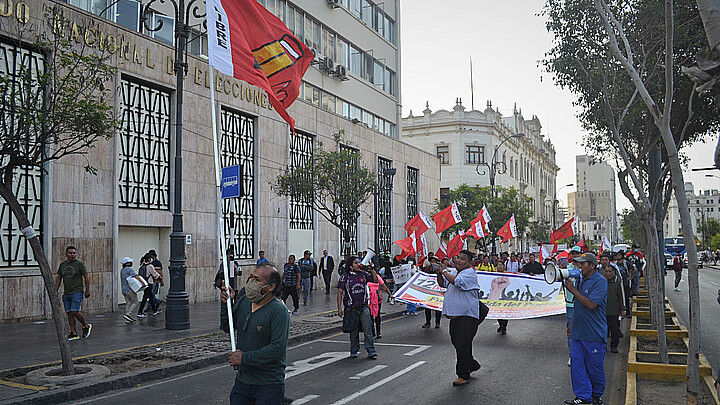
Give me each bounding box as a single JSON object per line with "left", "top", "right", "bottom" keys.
{"left": 0, "top": 287, "right": 398, "bottom": 404}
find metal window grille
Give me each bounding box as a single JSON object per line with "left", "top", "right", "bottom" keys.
{"left": 289, "top": 132, "right": 313, "bottom": 230}
{"left": 339, "top": 144, "right": 358, "bottom": 254}
{"left": 377, "top": 157, "right": 393, "bottom": 252}
{"left": 220, "top": 108, "right": 254, "bottom": 260}
{"left": 406, "top": 166, "right": 418, "bottom": 221}
{"left": 118, "top": 77, "right": 170, "bottom": 210}
{"left": 0, "top": 42, "right": 44, "bottom": 269}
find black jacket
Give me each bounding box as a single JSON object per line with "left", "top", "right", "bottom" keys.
{"left": 521, "top": 261, "right": 544, "bottom": 275}
{"left": 320, "top": 255, "right": 335, "bottom": 272}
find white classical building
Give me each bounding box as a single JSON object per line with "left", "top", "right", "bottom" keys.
{"left": 664, "top": 182, "right": 720, "bottom": 240}
{"left": 401, "top": 99, "right": 559, "bottom": 251}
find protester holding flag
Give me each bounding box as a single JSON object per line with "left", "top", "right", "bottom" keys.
{"left": 422, "top": 257, "right": 443, "bottom": 329}
{"left": 435, "top": 250, "right": 482, "bottom": 387}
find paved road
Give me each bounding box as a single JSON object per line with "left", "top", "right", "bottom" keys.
{"left": 74, "top": 311, "right": 624, "bottom": 405}
{"left": 665, "top": 265, "right": 720, "bottom": 374}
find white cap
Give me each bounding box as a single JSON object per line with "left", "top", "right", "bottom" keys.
{"left": 121, "top": 257, "right": 133, "bottom": 265}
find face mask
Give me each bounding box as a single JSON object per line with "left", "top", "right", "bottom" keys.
{"left": 245, "top": 279, "right": 269, "bottom": 303}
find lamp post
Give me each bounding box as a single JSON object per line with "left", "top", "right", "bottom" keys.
{"left": 476, "top": 132, "right": 525, "bottom": 253}
{"left": 548, "top": 183, "right": 574, "bottom": 230}
{"left": 694, "top": 210, "right": 706, "bottom": 251}
{"left": 141, "top": 0, "right": 205, "bottom": 330}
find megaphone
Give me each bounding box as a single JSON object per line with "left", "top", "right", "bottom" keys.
{"left": 361, "top": 248, "right": 377, "bottom": 266}
{"left": 544, "top": 262, "right": 580, "bottom": 284}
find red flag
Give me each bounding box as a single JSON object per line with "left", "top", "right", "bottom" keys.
{"left": 479, "top": 205, "right": 492, "bottom": 234}
{"left": 496, "top": 215, "right": 518, "bottom": 244}
{"left": 207, "top": 0, "right": 312, "bottom": 132}
{"left": 433, "top": 202, "right": 462, "bottom": 233}
{"left": 551, "top": 216, "right": 579, "bottom": 243}
{"left": 599, "top": 236, "right": 612, "bottom": 255}
{"left": 435, "top": 242, "right": 448, "bottom": 261}
{"left": 446, "top": 234, "right": 464, "bottom": 259}
{"left": 393, "top": 234, "right": 416, "bottom": 259}
{"left": 465, "top": 220, "right": 485, "bottom": 240}
{"left": 405, "top": 211, "right": 432, "bottom": 236}
{"left": 416, "top": 233, "right": 429, "bottom": 264}
{"left": 539, "top": 243, "right": 558, "bottom": 264}
{"left": 577, "top": 237, "right": 589, "bottom": 253}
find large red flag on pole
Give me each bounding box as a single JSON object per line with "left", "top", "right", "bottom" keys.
{"left": 551, "top": 216, "right": 579, "bottom": 243}
{"left": 393, "top": 234, "right": 416, "bottom": 260}
{"left": 465, "top": 219, "right": 485, "bottom": 240}
{"left": 433, "top": 202, "right": 462, "bottom": 233}
{"left": 405, "top": 211, "right": 432, "bottom": 236}
{"left": 435, "top": 242, "right": 448, "bottom": 260}
{"left": 497, "top": 215, "right": 518, "bottom": 244}
{"left": 206, "top": 0, "right": 312, "bottom": 132}
{"left": 446, "top": 233, "right": 465, "bottom": 259}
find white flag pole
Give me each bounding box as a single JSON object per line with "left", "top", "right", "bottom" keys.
{"left": 209, "top": 66, "right": 236, "bottom": 352}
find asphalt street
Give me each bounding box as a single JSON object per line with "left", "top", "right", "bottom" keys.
{"left": 665, "top": 265, "right": 720, "bottom": 374}
{"left": 73, "top": 309, "right": 624, "bottom": 405}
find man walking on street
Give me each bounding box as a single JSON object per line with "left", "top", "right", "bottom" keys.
{"left": 298, "top": 251, "right": 314, "bottom": 305}
{"left": 521, "top": 253, "right": 543, "bottom": 274}
{"left": 221, "top": 264, "right": 290, "bottom": 405}
{"left": 320, "top": 250, "right": 335, "bottom": 294}
{"left": 435, "top": 250, "right": 481, "bottom": 387}
{"left": 673, "top": 254, "right": 683, "bottom": 292}
{"left": 55, "top": 246, "right": 92, "bottom": 340}
{"left": 563, "top": 252, "right": 608, "bottom": 405}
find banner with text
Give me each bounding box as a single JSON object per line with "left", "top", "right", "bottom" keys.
{"left": 393, "top": 271, "right": 566, "bottom": 319}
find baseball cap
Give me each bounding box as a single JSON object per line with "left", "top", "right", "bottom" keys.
{"left": 570, "top": 246, "right": 582, "bottom": 253}
{"left": 574, "top": 252, "right": 598, "bottom": 265}
{"left": 121, "top": 257, "right": 133, "bottom": 265}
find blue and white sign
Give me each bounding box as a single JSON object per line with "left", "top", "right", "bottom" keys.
{"left": 221, "top": 165, "right": 241, "bottom": 199}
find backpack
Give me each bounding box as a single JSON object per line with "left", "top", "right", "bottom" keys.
{"left": 138, "top": 263, "right": 148, "bottom": 279}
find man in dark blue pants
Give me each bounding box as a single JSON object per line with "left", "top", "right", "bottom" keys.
{"left": 563, "top": 252, "right": 608, "bottom": 405}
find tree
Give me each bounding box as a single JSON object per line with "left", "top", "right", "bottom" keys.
{"left": 0, "top": 9, "right": 117, "bottom": 374}
{"left": 274, "top": 131, "right": 376, "bottom": 256}
{"left": 698, "top": 218, "right": 720, "bottom": 247}
{"left": 620, "top": 208, "right": 645, "bottom": 244}
{"left": 433, "top": 184, "right": 534, "bottom": 246}
{"left": 527, "top": 219, "right": 552, "bottom": 244}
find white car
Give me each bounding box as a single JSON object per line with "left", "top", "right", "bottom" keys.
{"left": 682, "top": 253, "right": 703, "bottom": 269}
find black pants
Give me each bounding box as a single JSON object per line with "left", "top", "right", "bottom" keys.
{"left": 281, "top": 286, "right": 299, "bottom": 310}
{"left": 138, "top": 283, "right": 158, "bottom": 314}
{"left": 323, "top": 271, "right": 333, "bottom": 293}
{"left": 425, "top": 308, "right": 441, "bottom": 326}
{"left": 372, "top": 301, "right": 383, "bottom": 337}
{"left": 622, "top": 282, "right": 631, "bottom": 314}
{"left": 674, "top": 271, "right": 682, "bottom": 288}
{"left": 449, "top": 316, "right": 480, "bottom": 379}
{"left": 497, "top": 319, "right": 508, "bottom": 330}
{"left": 607, "top": 315, "right": 621, "bottom": 349}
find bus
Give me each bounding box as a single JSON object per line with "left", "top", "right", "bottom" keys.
{"left": 664, "top": 237, "right": 685, "bottom": 255}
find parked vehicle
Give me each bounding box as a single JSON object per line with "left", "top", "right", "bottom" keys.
{"left": 682, "top": 253, "right": 703, "bottom": 269}
{"left": 664, "top": 253, "right": 674, "bottom": 270}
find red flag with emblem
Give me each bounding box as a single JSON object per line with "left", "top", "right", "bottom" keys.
{"left": 446, "top": 234, "right": 465, "bottom": 259}
{"left": 496, "top": 215, "right": 518, "bottom": 244}
{"left": 206, "top": 0, "right": 312, "bottom": 132}
{"left": 405, "top": 211, "right": 432, "bottom": 236}
{"left": 433, "top": 202, "right": 462, "bottom": 233}
{"left": 435, "top": 242, "right": 448, "bottom": 261}
{"left": 551, "top": 216, "right": 579, "bottom": 243}
{"left": 393, "top": 234, "right": 416, "bottom": 260}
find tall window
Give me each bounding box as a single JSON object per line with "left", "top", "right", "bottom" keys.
{"left": 466, "top": 145, "right": 484, "bottom": 164}
{"left": 118, "top": 77, "right": 170, "bottom": 210}
{"left": 340, "top": 145, "right": 358, "bottom": 254}
{"left": 0, "top": 42, "right": 44, "bottom": 269}
{"left": 376, "top": 157, "right": 393, "bottom": 252}
{"left": 437, "top": 145, "right": 449, "bottom": 164}
{"left": 289, "top": 132, "right": 314, "bottom": 230}
{"left": 406, "top": 167, "right": 419, "bottom": 221}
{"left": 220, "top": 108, "right": 254, "bottom": 259}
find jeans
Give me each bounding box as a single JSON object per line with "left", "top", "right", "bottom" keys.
{"left": 349, "top": 306, "right": 375, "bottom": 355}
{"left": 123, "top": 292, "right": 139, "bottom": 320}
{"left": 632, "top": 272, "right": 640, "bottom": 296}
{"left": 570, "top": 339, "right": 606, "bottom": 401}
{"left": 152, "top": 283, "right": 161, "bottom": 306}
{"left": 62, "top": 291, "right": 84, "bottom": 313}
{"left": 566, "top": 306, "right": 574, "bottom": 354}
{"left": 607, "top": 315, "right": 621, "bottom": 349}
{"left": 138, "top": 283, "right": 158, "bottom": 314}
{"left": 449, "top": 316, "right": 480, "bottom": 379}
{"left": 301, "top": 278, "right": 311, "bottom": 303}
{"left": 281, "top": 286, "right": 299, "bottom": 310}
{"left": 674, "top": 271, "right": 682, "bottom": 288}
{"left": 229, "top": 380, "right": 284, "bottom": 405}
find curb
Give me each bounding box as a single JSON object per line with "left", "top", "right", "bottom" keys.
{"left": 0, "top": 310, "right": 405, "bottom": 405}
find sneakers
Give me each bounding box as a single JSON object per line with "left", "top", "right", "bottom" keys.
{"left": 564, "top": 398, "right": 592, "bottom": 404}
{"left": 82, "top": 324, "right": 92, "bottom": 339}
{"left": 422, "top": 323, "right": 431, "bottom": 328}
{"left": 67, "top": 333, "right": 79, "bottom": 341}
{"left": 592, "top": 397, "right": 604, "bottom": 404}
{"left": 349, "top": 353, "right": 358, "bottom": 358}
{"left": 435, "top": 324, "right": 440, "bottom": 329}
{"left": 137, "top": 313, "right": 147, "bottom": 318}
{"left": 367, "top": 352, "right": 377, "bottom": 360}
{"left": 568, "top": 358, "right": 572, "bottom": 367}
{"left": 292, "top": 309, "right": 299, "bottom": 315}
{"left": 375, "top": 335, "right": 382, "bottom": 339}
{"left": 674, "top": 287, "right": 681, "bottom": 292}
{"left": 153, "top": 309, "right": 163, "bottom": 316}
{"left": 303, "top": 300, "right": 308, "bottom": 306}
{"left": 452, "top": 377, "right": 469, "bottom": 387}
{"left": 123, "top": 315, "right": 136, "bottom": 323}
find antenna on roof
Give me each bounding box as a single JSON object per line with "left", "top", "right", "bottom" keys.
{"left": 470, "top": 55, "right": 475, "bottom": 111}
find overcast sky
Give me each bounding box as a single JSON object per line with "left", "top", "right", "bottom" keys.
{"left": 400, "top": 0, "right": 719, "bottom": 212}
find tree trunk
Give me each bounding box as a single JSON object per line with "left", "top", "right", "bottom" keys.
{"left": 641, "top": 215, "right": 669, "bottom": 363}
{"left": 0, "top": 182, "right": 75, "bottom": 375}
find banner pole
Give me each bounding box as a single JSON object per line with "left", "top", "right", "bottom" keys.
{"left": 209, "top": 66, "right": 237, "bottom": 352}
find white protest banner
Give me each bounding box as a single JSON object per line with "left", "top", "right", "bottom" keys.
{"left": 393, "top": 271, "right": 566, "bottom": 319}
{"left": 390, "top": 264, "right": 412, "bottom": 284}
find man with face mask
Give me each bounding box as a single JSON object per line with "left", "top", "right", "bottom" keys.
{"left": 221, "top": 264, "right": 290, "bottom": 405}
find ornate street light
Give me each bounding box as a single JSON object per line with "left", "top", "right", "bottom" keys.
{"left": 141, "top": 0, "right": 206, "bottom": 330}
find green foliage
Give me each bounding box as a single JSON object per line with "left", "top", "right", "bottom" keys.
{"left": 0, "top": 10, "right": 118, "bottom": 186}
{"left": 698, "top": 218, "right": 720, "bottom": 248}
{"left": 274, "top": 131, "right": 376, "bottom": 254}
{"left": 527, "top": 219, "right": 551, "bottom": 244}
{"left": 433, "top": 184, "right": 534, "bottom": 240}
{"left": 620, "top": 208, "right": 645, "bottom": 245}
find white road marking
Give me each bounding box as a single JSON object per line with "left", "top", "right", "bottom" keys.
{"left": 403, "top": 345, "right": 431, "bottom": 356}
{"left": 291, "top": 394, "right": 320, "bottom": 404}
{"left": 349, "top": 364, "right": 388, "bottom": 379}
{"left": 329, "top": 361, "right": 425, "bottom": 405}
{"left": 709, "top": 280, "right": 719, "bottom": 286}
{"left": 285, "top": 352, "right": 348, "bottom": 379}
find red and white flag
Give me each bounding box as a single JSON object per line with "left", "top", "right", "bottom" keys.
{"left": 393, "top": 233, "right": 416, "bottom": 260}
{"left": 416, "top": 233, "right": 429, "bottom": 263}
{"left": 497, "top": 215, "right": 518, "bottom": 244}
{"left": 206, "top": 0, "right": 313, "bottom": 132}
{"left": 599, "top": 236, "right": 612, "bottom": 254}
{"left": 551, "top": 215, "right": 579, "bottom": 243}
{"left": 479, "top": 205, "right": 492, "bottom": 234}
{"left": 433, "top": 202, "right": 462, "bottom": 233}
{"left": 435, "top": 242, "right": 448, "bottom": 260}
{"left": 405, "top": 211, "right": 432, "bottom": 236}
{"left": 446, "top": 233, "right": 465, "bottom": 259}
{"left": 465, "top": 220, "right": 486, "bottom": 240}
{"left": 539, "top": 243, "right": 558, "bottom": 264}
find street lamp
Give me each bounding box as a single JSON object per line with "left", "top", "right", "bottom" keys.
{"left": 141, "top": 0, "right": 205, "bottom": 330}
{"left": 475, "top": 132, "right": 524, "bottom": 253}
{"left": 694, "top": 209, "right": 706, "bottom": 251}
{"left": 548, "top": 183, "right": 574, "bottom": 230}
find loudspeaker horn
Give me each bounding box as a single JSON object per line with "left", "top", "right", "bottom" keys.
{"left": 361, "top": 248, "right": 377, "bottom": 267}
{"left": 544, "top": 262, "right": 580, "bottom": 284}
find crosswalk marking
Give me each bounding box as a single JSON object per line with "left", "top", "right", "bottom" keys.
{"left": 291, "top": 394, "right": 320, "bottom": 404}
{"left": 349, "top": 364, "right": 388, "bottom": 380}
{"left": 285, "top": 352, "right": 347, "bottom": 379}
{"left": 330, "top": 361, "right": 426, "bottom": 405}
{"left": 319, "top": 339, "right": 431, "bottom": 356}
{"left": 403, "top": 345, "right": 430, "bottom": 356}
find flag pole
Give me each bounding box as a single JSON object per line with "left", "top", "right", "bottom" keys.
{"left": 209, "top": 66, "right": 237, "bottom": 353}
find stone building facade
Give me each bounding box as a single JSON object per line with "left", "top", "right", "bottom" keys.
{"left": 566, "top": 155, "right": 618, "bottom": 244}
{"left": 0, "top": 0, "right": 439, "bottom": 323}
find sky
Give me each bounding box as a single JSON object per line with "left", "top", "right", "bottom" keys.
{"left": 399, "top": 0, "right": 719, "bottom": 212}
